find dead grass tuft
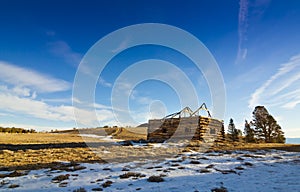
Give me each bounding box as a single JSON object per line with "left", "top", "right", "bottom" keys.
{"left": 200, "top": 169, "right": 211, "bottom": 173}
{"left": 8, "top": 184, "right": 20, "bottom": 188}
{"left": 190, "top": 160, "right": 201, "bottom": 164}
{"left": 119, "top": 172, "right": 145, "bottom": 179}
{"left": 0, "top": 170, "right": 28, "bottom": 178}
{"left": 243, "top": 162, "right": 253, "bottom": 166}
{"left": 52, "top": 174, "right": 69, "bottom": 183}
{"left": 102, "top": 180, "right": 113, "bottom": 188}
{"left": 211, "top": 186, "right": 228, "bottom": 192}
{"left": 147, "top": 175, "right": 164, "bottom": 182}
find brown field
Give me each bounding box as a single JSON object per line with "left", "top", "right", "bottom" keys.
{"left": 0, "top": 133, "right": 98, "bottom": 144}
{"left": 1, "top": 130, "right": 300, "bottom": 171}
{"left": 0, "top": 127, "right": 147, "bottom": 145}
{"left": 0, "top": 128, "right": 147, "bottom": 170}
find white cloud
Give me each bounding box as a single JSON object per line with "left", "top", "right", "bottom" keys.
{"left": 11, "top": 86, "right": 31, "bottom": 97}
{"left": 0, "top": 93, "right": 71, "bottom": 122}
{"left": 93, "top": 103, "right": 113, "bottom": 110}
{"left": 111, "top": 38, "right": 129, "bottom": 53}
{"left": 31, "top": 91, "right": 37, "bottom": 99}
{"left": 282, "top": 99, "right": 300, "bottom": 109}
{"left": 249, "top": 53, "right": 300, "bottom": 109}
{"left": 115, "top": 81, "right": 132, "bottom": 93}
{"left": 136, "top": 96, "right": 153, "bottom": 105}
{"left": 96, "top": 109, "right": 115, "bottom": 122}
{"left": 0, "top": 85, "right": 37, "bottom": 98}
{"left": 48, "top": 41, "right": 82, "bottom": 66}
{"left": 98, "top": 77, "right": 112, "bottom": 87}
{"left": 0, "top": 61, "right": 71, "bottom": 93}
{"left": 236, "top": 0, "right": 249, "bottom": 63}
{"left": 0, "top": 88, "right": 103, "bottom": 127}
{"left": 41, "top": 97, "right": 71, "bottom": 103}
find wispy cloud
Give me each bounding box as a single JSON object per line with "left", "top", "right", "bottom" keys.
{"left": 98, "top": 77, "right": 112, "bottom": 88}
{"left": 41, "top": 97, "right": 72, "bottom": 103}
{"left": 46, "top": 30, "right": 56, "bottom": 37}
{"left": 252, "top": 0, "right": 272, "bottom": 16}
{"left": 236, "top": 0, "right": 271, "bottom": 64}
{"left": 48, "top": 40, "right": 82, "bottom": 66}
{"left": 111, "top": 38, "right": 129, "bottom": 53}
{"left": 0, "top": 61, "right": 71, "bottom": 93}
{"left": 236, "top": 0, "right": 249, "bottom": 63}
{"left": 249, "top": 53, "right": 300, "bottom": 109}
{"left": 228, "top": 65, "right": 267, "bottom": 90}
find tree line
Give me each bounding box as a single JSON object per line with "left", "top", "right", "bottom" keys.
{"left": 226, "top": 106, "right": 285, "bottom": 143}
{"left": 0, "top": 127, "right": 36, "bottom": 133}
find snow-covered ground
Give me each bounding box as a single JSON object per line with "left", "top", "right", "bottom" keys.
{"left": 1, "top": 149, "right": 300, "bottom": 192}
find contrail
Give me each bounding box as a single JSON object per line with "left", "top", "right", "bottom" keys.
{"left": 236, "top": 0, "right": 249, "bottom": 63}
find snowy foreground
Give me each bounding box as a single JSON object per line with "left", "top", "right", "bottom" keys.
{"left": 1, "top": 149, "right": 300, "bottom": 192}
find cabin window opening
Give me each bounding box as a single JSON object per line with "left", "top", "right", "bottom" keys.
{"left": 210, "top": 128, "right": 216, "bottom": 134}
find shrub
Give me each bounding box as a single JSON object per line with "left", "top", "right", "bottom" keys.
{"left": 8, "top": 184, "right": 19, "bottom": 188}
{"left": 119, "top": 172, "right": 145, "bottom": 179}
{"left": 199, "top": 169, "right": 211, "bottom": 173}
{"left": 52, "top": 174, "right": 69, "bottom": 183}
{"left": 102, "top": 180, "right": 113, "bottom": 188}
{"left": 211, "top": 186, "right": 228, "bottom": 192}
{"left": 147, "top": 175, "right": 164, "bottom": 182}
{"left": 190, "top": 160, "right": 201, "bottom": 164}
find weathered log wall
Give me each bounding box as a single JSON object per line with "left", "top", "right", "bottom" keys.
{"left": 147, "top": 116, "right": 223, "bottom": 143}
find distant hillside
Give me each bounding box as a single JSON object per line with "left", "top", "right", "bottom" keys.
{"left": 54, "top": 127, "right": 147, "bottom": 140}
{"left": 53, "top": 127, "right": 109, "bottom": 135}
{"left": 137, "top": 123, "right": 148, "bottom": 127}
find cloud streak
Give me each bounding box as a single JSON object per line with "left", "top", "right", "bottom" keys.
{"left": 98, "top": 77, "right": 112, "bottom": 88}
{"left": 48, "top": 40, "right": 82, "bottom": 67}
{"left": 111, "top": 38, "right": 129, "bottom": 53}
{"left": 236, "top": 0, "right": 249, "bottom": 63}
{"left": 0, "top": 61, "right": 71, "bottom": 93}
{"left": 236, "top": 0, "right": 271, "bottom": 64}
{"left": 249, "top": 53, "right": 300, "bottom": 109}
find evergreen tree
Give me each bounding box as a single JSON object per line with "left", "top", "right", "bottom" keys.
{"left": 227, "top": 118, "right": 239, "bottom": 142}
{"left": 252, "top": 106, "right": 285, "bottom": 143}
{"left": 220, "top": 124, "right": 225, "bottom": 140}
{"left": 244, "top": 120, "right": 255, "bottom": 143}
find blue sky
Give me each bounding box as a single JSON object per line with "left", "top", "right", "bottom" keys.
{"left": 0, "top": 0, "right": 300, "bottom": 137}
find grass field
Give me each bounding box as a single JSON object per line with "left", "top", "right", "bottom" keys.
{"left": 1, "top": 131, "right": 300, "bottom": 171}
{"left": 0, "top": 133, "right": 95, "bottom": 144}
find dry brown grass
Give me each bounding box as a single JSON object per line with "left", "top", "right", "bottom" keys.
{"left": 0, "top": 133, "right": 102, "bottom": 144}
{"left": 0, "top": 133, "right": 107, "bottom": 170}
{"left": 112, "top": 128, "right": 147, "bottom": 140}
{"left": 1, "top": 131, "right": 300, "bottom": 171}
{"left": 0, "top": 147, "right": 103, "bottom": 170}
